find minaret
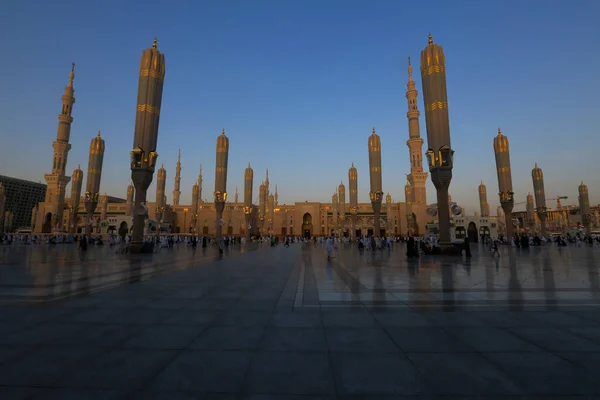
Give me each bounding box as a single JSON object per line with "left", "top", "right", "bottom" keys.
{"left": 44, "top": 63, "right": 76, "bottom": 231}
{"left": 420, "top": 33, "right": 454, "bottom": 244}
{"left": 532, "top": 163, "right": 547, "bottom": 236}
{"left": 349, "top": 163, "right": 358, "bottom": 238}
{"left": 526, "top": 193, "right": 535, "bottom": 231}
{"left": 70, "top": 165, "right": 83, "bottom": 233}
{"left": 259, "top": 181, "right": 266, "bottom": 236}
{"left": 478, "top": 181, "right": 490, "bottom": 217}
{"left": 197, "top": 165, "right": 203, "bottom": 203}
{"left": 406, "top": 57, "right": 428, "bottom": 208}
{"left": 0, "top": 184, "right": 5, "bottom": 234}
{"left": 368, "top": 127, "right": 383, "bottom": 237}
{"left": 338, "top": 181, "right": 346, "bottom": 222}
{"left": 405, "top": 181, "right": 413, "bottom": 204}
{"left": 579, "top": 181, "right": 591, "bottom": 235}
{"left": 214, "top": 129, "right": 229, "bottom": 245}
{"left": 244, "top": 162, "right": 254, "bottom": 241}
{"left": 275, "top": 185, "right": 279, "bottom": 207}
{"left": 234, "top": 186, "right": 239, "bottom": 204}
{"left": 493, "top": 128, "right": 515, "bottom": 240}
{"left": 84, "top": 130, "right": 105, "bottom": 235}
{"left": 126, "top": 183, "right": 135, "bottom": 216}
{"left": 130, "top": 37, "right": 166, "bottom": 251}
{"left": 155, "top": 164, "right": 166, "bottom": 224}
{"left": 173, "top": 149, "right": 181, "bottom": 206}
{"left": 265, "top": 169, "right": 270, "bottom": 197}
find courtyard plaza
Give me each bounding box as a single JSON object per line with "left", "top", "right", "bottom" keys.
{"left": 0, "top": 241, "right": 599, "bottom": 398}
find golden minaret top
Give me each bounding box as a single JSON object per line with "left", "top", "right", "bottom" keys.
{"left": 428, "top": 32, "right": 433, "bottom": 45}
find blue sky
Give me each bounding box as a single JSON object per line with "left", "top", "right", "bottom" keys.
{"left": 1, "top": 0, "right": 599, "bottom": 213}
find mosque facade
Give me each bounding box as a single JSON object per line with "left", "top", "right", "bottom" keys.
{"left": 26, "top": 38, "right": 598, "bottom": 240}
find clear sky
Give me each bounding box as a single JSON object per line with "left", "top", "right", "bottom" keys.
{"left": 1, "top": 0, "right": 599, "bottom": 214}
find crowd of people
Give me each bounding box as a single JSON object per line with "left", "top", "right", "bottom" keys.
{"left": 1, "top": 231, "right": 598, "bottom": 260}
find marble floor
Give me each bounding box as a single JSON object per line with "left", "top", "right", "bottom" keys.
{"left": 1, "top": 241, "right": 600, "bottom": 399}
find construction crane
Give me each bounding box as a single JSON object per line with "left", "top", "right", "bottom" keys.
{"left": 548, "top": 196, "right": 568, "bottom": 209}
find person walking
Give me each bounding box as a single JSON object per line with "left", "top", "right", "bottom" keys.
{"left": 325, "top": 236, "right": 333, "bottom": 260}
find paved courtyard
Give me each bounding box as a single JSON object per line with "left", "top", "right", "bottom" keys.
{"left": 1, "top": 241, "right": 600, "bottom": 398}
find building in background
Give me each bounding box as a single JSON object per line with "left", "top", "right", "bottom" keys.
{"left": 0, "top": 175, "right": 46, "bottom": 231}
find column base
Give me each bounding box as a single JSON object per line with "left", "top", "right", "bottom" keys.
{"left": 129, "top": 241, "right": 154, "bottom": 254}
{"left": 431, "top": 241, "right": 463, "bottom": 256}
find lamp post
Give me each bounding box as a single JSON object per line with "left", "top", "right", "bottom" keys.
{"left": 532, "top": 163, "right": 547, "bottom": 237}
{"left": 130, "top": 38, "right": 165, "bottom": 253}
{"left": 349, "top": 163, "right": 358, "bottom": 240}
{"left": 368, "top": 128, "right": 383, "bottom": 237}
{"left": 493, "top": 128, "right": 515, "bottom": 241}
{"left": 84, "top": 131, "right": 105, "bottom": 236}
{"left": 244, "top": 162, "right": 254, "bottom": 242}
{"left": 214, "top": 129, "right": 229, "bottom": 248}
{"left": 421, "top": 33, "right": 454, "bottom": 245}
{"left": 579, "top": 181, "right": 591, "bottom": 235}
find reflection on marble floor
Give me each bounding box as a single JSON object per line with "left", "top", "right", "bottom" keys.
{"left": 0, "top": 244, "right": 252, "bottom": 303}
{"left": 300, "top": 243, "right": 600, "bottom": 310}
{"left": 0, "top": 241, "right": 599, "bottom": 310}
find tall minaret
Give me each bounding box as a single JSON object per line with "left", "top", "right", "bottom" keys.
{"left": 579, "top": 181, "right": 591, "bottom": 235}
{"left": 368, "top": 127, "right": 383, "bottom": 237}
{"left": 214, "top": 129, "right": 229, "bottom": 243}
{"left": 275, "top": 184, "right": 279, "bottom": 207}
{"left": 532, "top": 163, "right": 547, "bottom": 236}
{"left": 156, "top": 164, "right": 166, "bottom": 222}
{"left": 84, "top": 131, "right": 105, "bottom": 235}
{"left": 265, "top": 169, "right": 270, "bottom": 197}
{"left": 244, "top": 162, "right": 254, "bottom": 240}
{"left": 70, "top": 165, "right": 83, "bottom": 233}
{"left": 0, "top": 184, "right": 5, "bottom": 234}
{"left": 526, "top": 193, "right": 535, "bottom": 231}
{"left": 405, "top": 57, "right": 428, "bottom": 208}
{"left": 234, "top": 186, "right": 239, "bottom": 204}
{"left": 421, "top": 33, "right": 453, "bottom": 244}
{"left": 173, "top": 149, "right": 181, "bottom": 206}
{"left": 349, "top": 163, "right": 358, "bottom": 238}
{"left": 44, "top": 63, "right": 76, "bottom": 231}
{"left": 478, "top": 181, "right": 490, "bottom": 217}
{"left": 405, "top": 181, "right": 413, "bottom": 204}
{"left": 126, "top": 183, "right": 135, "bottom": 216}
{"left": 494, "top": 128, "right": 515, "bottom": 240}
{"left": 338, "top": 181, "right": 346, "bottom": 220}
